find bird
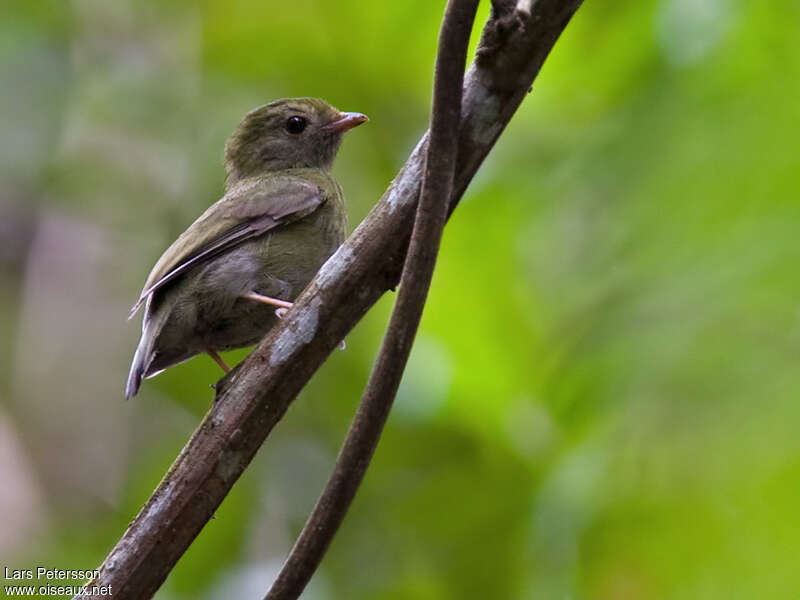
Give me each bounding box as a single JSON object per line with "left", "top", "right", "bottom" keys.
{"left": 125, "top": 97, "right": 367, "bottom": 398}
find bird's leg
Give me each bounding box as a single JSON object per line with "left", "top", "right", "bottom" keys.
{"left": 242, "top": 290, "right": 340, "bottom": 343}
{"left": 207, "top": 349, "right": 230, "bottom": 373}
{"left": 241, "top": 290, "right": 293, "bottom": 318}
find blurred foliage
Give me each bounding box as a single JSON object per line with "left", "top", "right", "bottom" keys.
{"left": 1, "top": 0, "right": 799, "bottom": 599}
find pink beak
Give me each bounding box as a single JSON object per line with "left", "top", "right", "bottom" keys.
{"left": 322, "top": 112, "right": 369, "bottom": 133}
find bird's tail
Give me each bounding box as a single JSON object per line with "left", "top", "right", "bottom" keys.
{"left": 125, "top": 313, "right": 160, "bottom": 399}
{"left": 125, "top": 346, "right": 146, "bottom": 399}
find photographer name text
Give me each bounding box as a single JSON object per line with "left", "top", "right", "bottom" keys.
{"left": 4, "top": 567, "right": 100, "bottom": 581}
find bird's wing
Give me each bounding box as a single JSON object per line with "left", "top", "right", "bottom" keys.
{"left": 129, "top": 175, "right": 325, "bottom": 318}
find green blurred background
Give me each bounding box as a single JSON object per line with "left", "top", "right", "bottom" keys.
{"left": 2, "top": 0, "right": 799, "bottom": 598}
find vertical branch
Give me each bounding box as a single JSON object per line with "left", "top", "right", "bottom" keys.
{"left": 263, "top": 1, "right": 479, "bottom": 598}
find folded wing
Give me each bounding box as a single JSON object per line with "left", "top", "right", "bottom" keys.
{"left": 129, "top": 176, "right": 325, "bottom": 318}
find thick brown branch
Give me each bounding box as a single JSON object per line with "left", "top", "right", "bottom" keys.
{"left": 263, "top": 2, "right": 478, "bottom": 598}
{"left": 74, "top": 1, "right": 584, "bottom": 598}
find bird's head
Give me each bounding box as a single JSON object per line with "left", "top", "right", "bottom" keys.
{"left": 224, "top": 97, "right": 367, "bottom": 182}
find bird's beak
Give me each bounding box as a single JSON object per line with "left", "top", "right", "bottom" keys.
{"left": 322, "top": 112, "right": 369, "bottom": 133}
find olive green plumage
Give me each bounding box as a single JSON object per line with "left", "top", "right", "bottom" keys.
{"left": 126, "top": 98, "right": 367, "bottom": 398}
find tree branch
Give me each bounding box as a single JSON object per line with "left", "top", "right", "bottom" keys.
{"left": 75, "top": 1, "right": 584, "bottom": 598}
{"left": 263, "top": 2, "right": 478, "bottom": 598}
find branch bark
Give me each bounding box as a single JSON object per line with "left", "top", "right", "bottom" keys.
{"left": 75, "top": 1, "right": 584, "bottom": 598}
{"left": 263, "top": 1, "right": 478, "bottom": 598}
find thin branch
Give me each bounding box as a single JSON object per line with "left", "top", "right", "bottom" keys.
{"left": 74, "top": 2, "right": 584, "bottom": 598}
{"left": 263, "top": 1, "right": 478, "bottom": 598}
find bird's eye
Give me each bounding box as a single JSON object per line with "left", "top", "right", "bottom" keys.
{"left": 285, "top": 116, "right": 308, "bottom": 135}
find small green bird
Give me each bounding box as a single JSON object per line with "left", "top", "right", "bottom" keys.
{"left": 125, "top": 98, "right": 367, "bottom": 398}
